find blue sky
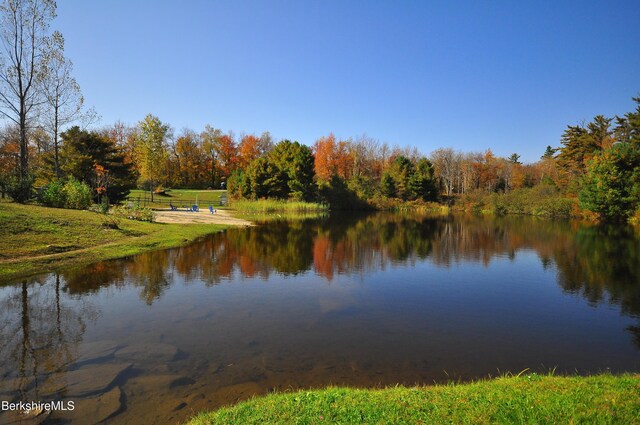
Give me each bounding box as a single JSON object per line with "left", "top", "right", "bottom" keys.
{"left": 55, "top": 0, "right": 640, "bottom": 162}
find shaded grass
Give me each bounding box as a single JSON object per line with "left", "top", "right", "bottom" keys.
{"left": 189, "top": 374, "right": 640, "bottom": 425}
{"left": 0, "top": 201, "right": 227, "bottom": 281}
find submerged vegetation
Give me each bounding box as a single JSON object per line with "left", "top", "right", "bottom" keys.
{"left": 189, "top": 374, "right": 640, "bottom": 425}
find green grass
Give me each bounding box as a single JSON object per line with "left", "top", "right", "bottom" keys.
{"left": 229, "top": 199, "right": 328, "bottom": 213}
{"left": 0, "top": 201, "right": 228, "bottom": 281}
{"left": 126, "top": 189, "right": 227, "bottom": 209}
{"left": 189, "top": 374, "right": 640, "bottom": 425}
{"left": 228, "top": 199, "right": 329, "bottom": 222}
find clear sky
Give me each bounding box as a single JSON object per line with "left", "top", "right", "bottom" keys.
{"left": 55, "top": 0, "right": 640, "bottom": 162}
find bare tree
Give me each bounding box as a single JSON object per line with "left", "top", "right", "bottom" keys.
{"left": 0, "top": 0, "right": 56, "bottom": 180}
{"left": 41, "top": 31, "right": 87, "bottom": 177}
{"left": 431, "top": 147, "right": 460, "bottom": 197}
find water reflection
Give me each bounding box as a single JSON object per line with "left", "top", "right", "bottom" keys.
{"left": 0, "top": 213, "right": 639, "bottom": 423}
{"left": 0, "top": 274, "right": 98, "bottom": 398}
{"left": 38, "top": 214, "right": 639, "bottom": 346}
{"left": 43, "top": 213, "right": 640, "bottom": 332}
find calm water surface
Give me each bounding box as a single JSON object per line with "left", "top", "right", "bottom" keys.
{"left": 1, "top": 213, "right": 639, "bottom": 424}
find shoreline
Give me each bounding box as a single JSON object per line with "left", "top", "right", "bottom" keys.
{"left": 188, "top": 374, "right": 640, "bottom": 424}
{"left": 0, "top": 202, "right": 252, "bottom": 282}
{"left": 154, "top": 208, "right": 254, "bottom": 226}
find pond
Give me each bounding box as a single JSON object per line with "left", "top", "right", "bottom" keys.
{"left": 1, "top": 213, "right": 639, "bottom": 424}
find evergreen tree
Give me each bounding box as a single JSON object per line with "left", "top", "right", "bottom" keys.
{"left": 268, "top": 140, "right": 316, "bottom": 201}
{"left": 58, "top": 126, "right": 134, "bottom": 202}
{"left": 389, "top": 156, "right": 415, "bottom": 200}
{"left": 541, "top": 146, "right": 557, "bottom": 159}
{"left": 508, "top": 153, "right": 521, "bottom": 164}
{"left": 248, "top": 156, "right": 287, "bottom": 199}
{"left": 579, "top": 143, "right": 640, "bottom": 221}
{"left": 380, "top": 172, "right": 396, "bottom": 198}
{"left": 411, "top": 158, "right": 438, "bottom": 201}
{"left": 557, "top": 116, "right": 612, "bottom": 175}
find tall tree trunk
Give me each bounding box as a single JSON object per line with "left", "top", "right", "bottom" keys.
{"left": 54, "top": 104, "right": 60, "bottom": 178}
{"left": 19, "top": 107, "right": 29, "bottom": 180}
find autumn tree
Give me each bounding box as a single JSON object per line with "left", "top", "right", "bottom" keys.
{"left": 237, "top": 134, "right": 261, "bottom": 169}
{"left": 132, "top": 114, "right": 171, "bottom": 200}
{"left": 0, "top": 0, "right": 56, "bottom": 184}
{"left": 313, "top": 133, "right": 351, "bottom": 182}
{"left": 313, "top": 133, "right": 337, "bottom": 182}
{"left": 174, "top": 129, "right": 206, "bottom": 187}
{"left": 216, "top": 133, "right": 238, "bottom": 185}
{"left": 201, "top": 125, "right": 223, "bottom": 188}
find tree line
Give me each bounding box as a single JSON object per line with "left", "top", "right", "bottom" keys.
{"left": 1, "top": 2, "right": 638, "bottom": 221}
{"left": 1, "top": 95, "right": 639, "bottom": 221}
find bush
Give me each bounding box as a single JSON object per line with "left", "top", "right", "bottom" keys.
{"left": 41, "top": 179, "right": 67, "bottom": 208}
{"left": 64, "top": 178, "right": 92, "bottom": 209}
{"left": 456, "top": 187, "right": 579, "bottom": 218}
{"left": 98, "top": 197, "right": 110, "bottom": 214}
{"left": 4, "top": 173, "right": 34, "bottom": 203}
{"left": 112, "top": 204, "right": 155, "bottom": 222}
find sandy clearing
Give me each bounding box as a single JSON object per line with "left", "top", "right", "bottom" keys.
{"left": 154, "top": 209, "right": 253, "bottom": 226}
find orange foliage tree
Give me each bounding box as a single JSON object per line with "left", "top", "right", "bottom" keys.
{"left": 313, "top": 133, "right": 351, "bottom": 182}
{"left": 237, "top": 134, "right": 261, "bottom": 169}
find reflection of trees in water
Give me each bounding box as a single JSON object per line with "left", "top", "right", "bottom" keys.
{"left": 63, "top": 250, "right": 171, "bottom": 305}
{"left": 46, "top": 213, "right": 640, "bottom": 346}
{"left": 0, "top": 274, "right": 97, "bottom": 399}
{"left": 554, "top": 225, "right": 640, "bottom": 339}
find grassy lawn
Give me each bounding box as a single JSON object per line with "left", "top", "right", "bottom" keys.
{"left": 126, "top": 189, "right": 227, "bottom": 209}
{"left": 189, "top": 374, "right": 640, "bottom": 425}
{"left": 0, "top": 201, "right": 228, "bottom": 281}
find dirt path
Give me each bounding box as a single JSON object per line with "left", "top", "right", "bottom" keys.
{"left": 154, "top": 209, "right": 253, "bottom": 226}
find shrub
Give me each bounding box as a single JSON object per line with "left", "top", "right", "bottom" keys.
{"left": 4, "top": 173, "right": 34, "bottom": 203}
{"left": 98, "top": 197, "right": 110, "bottom": 214}
{"left": 41, "top": 179, "right": 67, "bottom": 208}
{"left": 456, "top": 187, "right": 579, "bottom": 218}
{"left": 64, "top": 177, "right": 92, "bottom": 209}
{"left": 112, "top": 204, "right": 155, "bottom": 222}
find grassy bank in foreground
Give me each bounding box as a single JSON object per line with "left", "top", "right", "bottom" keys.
{"left": 189, "top": 374, "right": 640, "bottom": 425}
{"left": 0, "top": 201, "right": 228, "bottom": 281}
